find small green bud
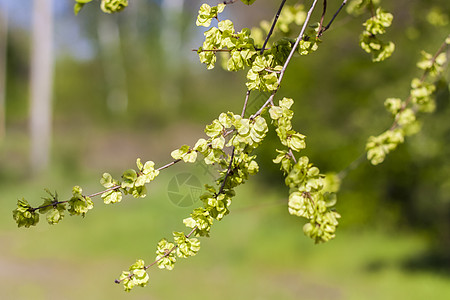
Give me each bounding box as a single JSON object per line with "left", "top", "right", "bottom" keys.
{"left": 13, "top": 198, "right": 40, "bottom": 228}
{"left": 100, "top": 0, "right": 128, "bottom": 14}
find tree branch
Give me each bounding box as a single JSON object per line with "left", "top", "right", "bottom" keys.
{"left": 338, "top": 36, "right": 449, "bottom": 179}
{"left": 260, "top": 0, "right": 287, "bottom": 55}
{"left": 241, "top": 90, "right": 251, "bottom": 118}
{"left": 27, "top": 158, "right": 184, "bottom": 213}
{"left": 390, "top": 38, "right": 449, "bottom": 131}
{"left": 318, "top": 0, "right": 347, "bottom": 37}
{"left": 115, "top": 226, "right": 198, "bottom": 284}
{"left": 317, "top": 0, "right": 327, "bottom": 37}
{"left": 277, "top": 0, "right": 319, "bottom": 87}
{"left": 222, "top": 0, "right": 238, "bottom": 4}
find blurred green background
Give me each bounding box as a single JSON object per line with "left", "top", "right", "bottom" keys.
{"left": 0, "top": 0, "right": 449, "bottom": 299}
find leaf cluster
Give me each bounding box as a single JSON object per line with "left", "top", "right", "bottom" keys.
{"left": 73, "top": 0, "right": 128, "bottom": 15}
{"left": 270, "top": 98, "right": 340, "bottom": 243}
{"left": 359, "top": 6, "right": 395, "bottom": 62}
{"left": 195, "top": 3, "right": 321, "bottom": 92}
{"left": 366, "top": 37, "right": 449, "bottom": 165}
{"left": 12, "top": 187, "right": 94, "bottom": 227}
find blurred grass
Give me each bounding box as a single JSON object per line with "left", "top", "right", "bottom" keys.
{"left": 1, "top": 166, "right": 449, "bottom": 300}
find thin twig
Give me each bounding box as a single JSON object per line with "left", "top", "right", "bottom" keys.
{"left": 368, "top": 0, "right": 375, "bottom": 17}
{"left": 218, "top": 147, "right": 236, "bottom": 194}
{"left": 317, "top": 0, "right": 327, "bottom": 37}
{"left": 337, "top": 153, "right": 366, "bottom": 180}
{"left": 264, "top": 68, "right": 282, "bottom": 73}
{"left": 277, "top": 0, "right": 319, "bottom": 86}
{"left": 248, "top": 0, "right": 319, "bottom": 120}
{"left": 318, "top": 0, "right": 347, "bottom": 37}
{"left": 339, "top": 36, "right": 449, "bottom": 178}
{"left": 288, "top": 149, "right": 297, "bottom": 164}
{"left": 30, "top": 185, "right": 122, "bottom": 212}
{"left": 220, "top": 88, "right": 253, "bottom": 193}
{"left": 241, "top": 90, "right": 251, "bottom": 118}
{"left": 260, "top": 0, "right": 287, "bottom": 55}
{"left": 157, "top": 159, "right": 182, "bottom": 172}
{"left": 88, "top": 185, "right": 121, "bottom": 198}
{"left": 115, "top": 226, "right": 198, "bottom": 284}
{"left": 30, "top": 200, "right": 68, "bottom": 212}
{"left": 250, "top": 91, "right": 275, "bottom": 120}
{"left": 192, "top": 48, "right": 233, "bottom": 52}
{"left": 390, "top": 38, "right": 449, "bottom": 131}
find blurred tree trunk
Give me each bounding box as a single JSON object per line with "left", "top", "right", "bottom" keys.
{"left": 98, "top": 16, "right": 128, "bottom": 114}
{"left": 0, "top": 8, "right": 7, "bottom": 142}
{"left": 29, "top": 0, "right": 54, "bottom": 173}
{"left": 160, "top": 0, "right": 185, "bottom": 107}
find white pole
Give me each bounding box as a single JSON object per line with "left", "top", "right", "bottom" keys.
{"left": 29, "top": 0, "right": 54, "bottom": 173}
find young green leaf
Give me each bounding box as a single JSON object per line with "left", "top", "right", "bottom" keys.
{"left": 241, "top": 0, "right": 256, "bottom": 5}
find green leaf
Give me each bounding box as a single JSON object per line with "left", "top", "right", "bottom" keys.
{"left": 100, "top": 173, "right": 118, "bottom": 188}
{"left": 288, "top": 191, "right": 315, "bottom": 218}
{"left": 252, "top": 116, "right": 268, "bottom": 133}
{"left": 241, "top": 0, "right": 256, "bottom": 5}
{"left": 171, "top": 145, "right": 190, "bottom": 160}
{"left": 363, "top": 8, "right": 393, "bottom": 35}
{"left": 118, "top": 271, "right": 133, "bottom": 292}
{"left": 211, "top": 136, "right": 225, "bottom": 149}
{"left": 269, "top": 106, "right": 283, "bottom": 120}
{"left": 118, "top": 259, "right": 149, "bottom": 290}
{"left": 287, "top": 132, "right": 306, "bottom": 152}
{"left": 155, "top": 239, "right": 177, "bottom": 270}
{"left": 251, "top": 56, "right": 267, "bottom": 72}
{"left": 183, "top": 208, "right": 214, "bottom": 237}
{"left": 38, "top": 198, "right": 55, "bottom": 214}
{"left": 205, "top": 120, "right": 224, "bottom": 138}
{"left": 121, "top": 169, "right": 138, "bottom": 188}
{"left": 262, "top": 72, "right": 279, "bottom": 91}
{"left": 194, "top": 138, "right": 208, "bottom": 152}
{"left": 218, "top": 20, "right": 235, "bottom": 34}
{"left": 171, "top": 146, "right": 197, "bottom": 163}
{"left": 279, "top": 97, "right": 294, "bottom": 109}
{"left": 73, "top": 0, "right": 93, "bottom": 15}
{"left": 183, "top": 151, "right": 198, "bottom": 163}
{"left": 136, "top": 158, "right": 144, "bottom": 171}
{"left": 13, "top": 198, "right": 40, "bottom": 228}
{"left": 130, "top": 259, "right": 146, "bottom": 271}
{"left": 68, "top": 186, "right": 94, "bottom": 216}
{"left": 46, "top": 207, "right": 65, "bottom": 225}
{"left": 74, "top": 3, "right": 85, "bottom": 15}
{"left": 323, "top": 173, "right": 341, "bottom": 194}
{"left": 366, "top": 129, "right": 405, "bottom": 165}
{"left": 173, "top": 232, "right": 201, "bottom": 258}
{"left": 247, "top": 160, "right": 259, "bottom": 175}
{"left": 102, "top": 189, "right": 122, "bottom": 204}
{"left": 196, "top": 3, "right": 225, "bottom": 27}
{"left": 130, "top": 185, "right": 147, "bottom": 198}
{"left": 384, "top": 98, "right": 403, "bottom": 115}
